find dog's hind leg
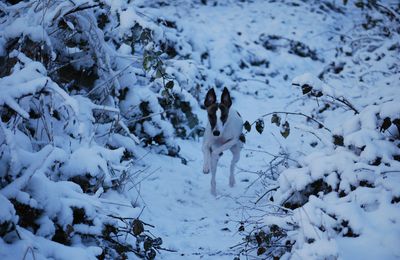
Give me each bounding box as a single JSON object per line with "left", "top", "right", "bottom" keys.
{"left": 229, "top": 143, "right": 242, "bottom": 187}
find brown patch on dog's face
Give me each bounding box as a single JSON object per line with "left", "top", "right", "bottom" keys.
{"left": 219, "top": 103, "right": 229, "bottom": 125}
{"left": 207, "top": 103, "right": 218, "bottom": 130}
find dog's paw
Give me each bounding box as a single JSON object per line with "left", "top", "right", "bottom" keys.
{"left": 229, "top": 176, "right": 235, "bottom": 187}
{"left": 203, "top": 165, "right": 210, "bottom": 174}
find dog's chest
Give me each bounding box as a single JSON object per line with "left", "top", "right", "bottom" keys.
{"left": 211, "top": 135, "right": 231, "bottom": 146}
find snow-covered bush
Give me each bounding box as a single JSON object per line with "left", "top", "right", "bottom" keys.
{"left": 270, "top": 94, "right": 399, "bottom": 258}
{"left": 0, "top": 0, "right": 202, "bottom": 258}
{"left": 235, "top": 2, "right": 400, "bottom": 258}
{"left": 238, "top": 76, "right": 399, "bottom": 259}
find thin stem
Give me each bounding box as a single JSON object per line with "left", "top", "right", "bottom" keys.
{"left": 326, "top": 94, "right": 359, "bottom": 114}
{"left": 254, "top": 186, "right": 280, "bottom": 204}
{"left": 63, "top": 3, "right": 102, "bottom": 17}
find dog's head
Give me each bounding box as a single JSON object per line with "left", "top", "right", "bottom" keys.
{"left": 204, "top": 87, "right": 232, "bottom": 137}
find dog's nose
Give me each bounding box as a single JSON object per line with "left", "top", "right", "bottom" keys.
{"left": 213, "top": 130, "right": 220, "bottom": 136}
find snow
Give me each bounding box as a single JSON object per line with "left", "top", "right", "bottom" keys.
{"left": 1, "top": 0, "right": 399, "bottom": 259}
{"left": 0, "top": 194, "right": 17, "bottom": 225}
{"left": 60, "top": 145, "right": 125, "bottom": 185}
{"left": 3, "top": 17, "right": 50, "bottom": 44}
{"left": 0, "top": 228, "right": 102, "bottom": 260}
{"left": 0, "top": 53, "right": 49, "bottom": 119}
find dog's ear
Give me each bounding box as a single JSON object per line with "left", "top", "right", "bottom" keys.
{"left": 204, "top": 88, "right": 216, "bottom": 107}
{"left": 221, "top": 87, "right": 232, "bottom": 108}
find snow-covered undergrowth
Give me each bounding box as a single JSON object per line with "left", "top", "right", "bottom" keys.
{"left": 0, "top": 0, "right": 205, "bottom": 259}
{"left": 1, "top": 0, "right": 399, "bottom": 259}
{"left": 269, "top": 75, "right": 400, "bottom": 259}
{"left": 228, "top": 1, "right": 400, "bottom": 259}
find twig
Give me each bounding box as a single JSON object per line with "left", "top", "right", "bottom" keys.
{"left": 86, "top": 62, "right": 135, "bottom": 97}
{"left": 237, "top": 77, "right": 270, "bottom": 85}
{"left": 254, "top": 186, "right": 279, "bottom": 204}
{"left": 326, "top": 94, "right": 359, "bottom": 114}
{"left": 141, "top": 221, "right": 155, "bottom": 228}
{"left": 99, "top": 199, "right": 133, "bottom": 208}
{"left": 374, "top": 2, "right": 400, "bottom": 21}
{"left": 107, "top": 215, "right": 135, "bottom": 220}
{"left": 128, "top": 110, "right": 171, "bottom": 124}
{"left": 293, "top": 126, "right": 322, "bottom": 142}
{"left": 157, "top": 247, "right": 178, "bottom": 253}
{"left": 63, "top": 3, "right": 102, "bottom": 17}
{"left": 117, "top": 118, "right": 140, "bottom": 144}
{"left": 137, "top": 206, "right": 145, "bottom": 219}
{"left": 300, "top": 207, "right": 321, "bottom": 240}
{"left": 244, "top": 148, "right": 299, "bottom": 164}
{"left": 129, "top": 167, "right": 161, "bottom": 190}
{"left": 22, "top": 246, "right": 36, "bottom": 260}
{"left": 230, "top": 241, "right": 247, "bottom": 249}
{"left": 91, "top": 104, "right": 120, "bottom": 113}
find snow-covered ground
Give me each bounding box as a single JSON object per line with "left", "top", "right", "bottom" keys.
{"left": 1, "top": 0, "right": 399, "bottom": 259}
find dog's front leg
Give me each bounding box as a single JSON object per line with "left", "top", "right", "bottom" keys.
{"left": 202, "top": 143, "right": 211, "bottom": 174}
{"left": 211, "top": 138, "right": 238, "bottom": 160}
{"left": 210, "top": 152, "right": 219, "bottom": 196}
{"left": 229, "top": 143, "right": 242, "bottom": 187}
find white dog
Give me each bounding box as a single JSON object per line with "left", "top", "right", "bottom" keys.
{"left": 202, "top": 87, "right": 243, "bottom": 196}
